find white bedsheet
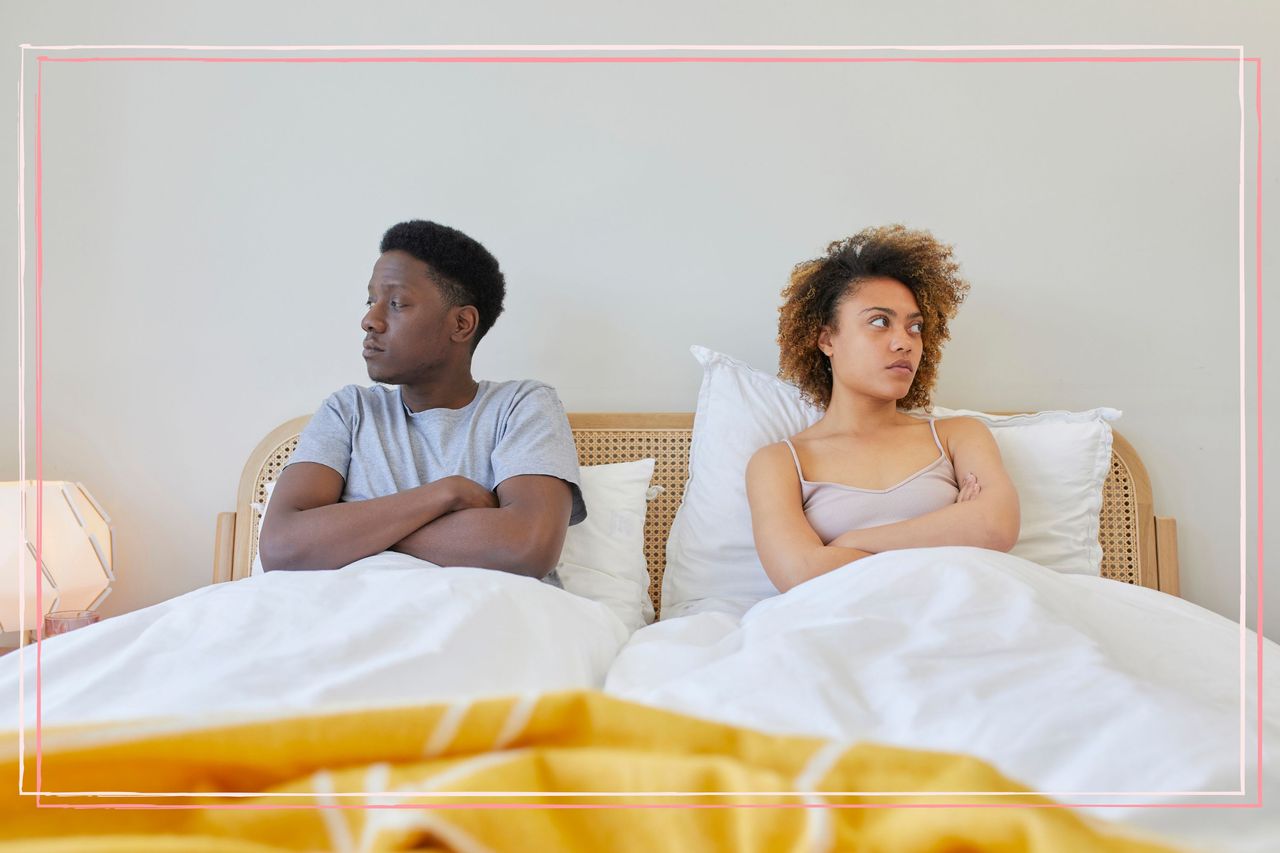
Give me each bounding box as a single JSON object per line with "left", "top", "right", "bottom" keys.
{"left": 606, "top": 546, "right": 1279, "bottom": 853}
{"left": 0, "top": 552, "right": 629, "bottom": 729}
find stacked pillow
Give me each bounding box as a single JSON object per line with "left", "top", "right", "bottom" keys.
{"left": 251, "top": 459, "right": 659, "bottom": 633}
{"left": 554, "top": 459, "right": 658, "bottom": 632}
{"left": 660, "top": 346, "right": 1119, "bottom": 619}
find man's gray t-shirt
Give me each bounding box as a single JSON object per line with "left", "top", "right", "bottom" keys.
{"left": 287, "top": 379, "right": 586, "bottom": 584}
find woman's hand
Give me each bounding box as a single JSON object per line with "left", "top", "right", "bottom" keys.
{"left": 956, "top": 472, "right": 981, "bottom": 503}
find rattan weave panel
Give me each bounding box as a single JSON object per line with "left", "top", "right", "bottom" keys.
{"left": 249, "top": 437, "right": 300, "bottom": 571}
{"left": 247, "top": 428, "right": 1143, "bottom": 619}
{"left": 1099, "top": 452, "right": 1141, "bottom": 586}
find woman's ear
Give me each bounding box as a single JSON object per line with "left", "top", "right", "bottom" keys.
{"left": 817, "top": 326, "right": 833, "bottom": 358}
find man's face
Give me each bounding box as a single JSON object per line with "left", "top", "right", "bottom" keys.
{"left": 361, "top": 250, "right": 458, "bottom": 385}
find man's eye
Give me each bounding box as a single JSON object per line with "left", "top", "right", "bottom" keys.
{"left": 390, "top": 301, "right": 402, "bottom": 309}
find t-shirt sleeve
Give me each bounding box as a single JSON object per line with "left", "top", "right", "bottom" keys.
{"left": 286, "top": 389, "right": 355, "bottom": 481}
{"left": 492, "top": 384, "right": 587, "bottom": 525}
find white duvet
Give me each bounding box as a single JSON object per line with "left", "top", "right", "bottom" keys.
{"left": 606, "top": 546, "right": 1279, "bottom": 852}
{"left": 0, "top": 552, "right": 629, "bottom": 729}
{"left": 3, "top": 546, "right": 1274, "bottom": 851}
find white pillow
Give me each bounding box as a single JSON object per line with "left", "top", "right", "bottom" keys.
{"left": 913, "top": 406, "right": 1118, "bottom": 578}
{"left": 661, "top": 347, "right": 820, "bottom": 619}
{"left": 661, "top": 345, "right": 1119, "bottom": 619}
{"left": 251, "top": 462, "right": 660, "bottom": 634}
{"left": 555, "top": 458, "right": 658, "bottom": 633}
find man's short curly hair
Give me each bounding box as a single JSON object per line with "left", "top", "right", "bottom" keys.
{"left": 778, "top": 224, "right": 970, "bottom": 412}
{"left": 380, "top": 220, "right": 506, "bottom": 351}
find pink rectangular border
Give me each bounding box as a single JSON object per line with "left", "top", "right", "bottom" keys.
{"left": 14, "top": 45, "right": 1263, "bottom": 812}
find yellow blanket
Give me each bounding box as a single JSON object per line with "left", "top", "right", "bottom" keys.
{"left": 1, "top": 690, "right": 1182, "bottom": 852}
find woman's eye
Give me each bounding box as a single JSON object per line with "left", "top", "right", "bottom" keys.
{"left": 390, "top": 301, "right": 402, "bottom": 309}
{"left": 870, "top": 316, "right": 924, "bottom": 333}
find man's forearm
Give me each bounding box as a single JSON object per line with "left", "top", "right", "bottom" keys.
{"left": 390, "top": 506, "right": 550, "bottom": 577}
{"left": 830, "top": 501, "right": 1009, "bottom": 554}
{"left": 262, "top": 482, "right": 458, "bottom": 572}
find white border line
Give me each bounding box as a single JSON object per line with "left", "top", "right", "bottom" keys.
{"left": 1237, "top": 46, "right": 1248, "bottom": 795}
{"left": 16, "top": 42, "right": 1253, "bottom": 804}
{"left": 14, "top": 44, "right": 26, "bottom": 796}
{"left": 23, "top": 789, "right": 1251, "bottom": 798}
{"left": 19, "top": 43, "right": 1247, "bottom": 52}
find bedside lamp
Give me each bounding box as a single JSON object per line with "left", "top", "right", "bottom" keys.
{"left": 0, "top": 481, "right": 115, "bottom": 637}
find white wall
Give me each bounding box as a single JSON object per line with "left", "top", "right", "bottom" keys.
{"left": 0, "top": 0, "right": 1274, "bottom": 641}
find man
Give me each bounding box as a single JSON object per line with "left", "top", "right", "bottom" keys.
{"left": 258, "top": 220, "right": 585, "bottom": 585}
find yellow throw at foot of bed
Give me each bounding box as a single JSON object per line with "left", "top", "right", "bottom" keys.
{"left": 1, "top": 690, "right": 1182, "bottom": 852}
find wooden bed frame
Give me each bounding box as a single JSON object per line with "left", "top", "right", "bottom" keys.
{"left": 213, "top": 413, "right": 1182, "bottom": 615}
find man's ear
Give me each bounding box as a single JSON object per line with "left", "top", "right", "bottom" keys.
{"left": 450, "top": 305, "right": 479, "bottom": 346}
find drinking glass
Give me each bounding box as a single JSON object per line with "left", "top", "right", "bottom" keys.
{"left": 43, "top": 610, "right": 100, "bottom": 636}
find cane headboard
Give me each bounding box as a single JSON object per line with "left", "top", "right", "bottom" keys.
{"left": 212, "top": 413, "right": 1181, "bottom": 617}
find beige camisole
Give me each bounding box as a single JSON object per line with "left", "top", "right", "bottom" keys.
{"left": 783, "top": 419, "right": 960, "bottom": 545}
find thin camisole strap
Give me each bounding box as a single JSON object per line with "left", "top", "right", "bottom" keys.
{"left": 782, "top": 438, "right": 806, "bottom": 481}
{"left": 928, "top": 418, "right": 944, "bottom": 454}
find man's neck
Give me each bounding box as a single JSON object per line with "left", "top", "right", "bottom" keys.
{"left": 399, "top": 373, "right": 480, "bottom": 414}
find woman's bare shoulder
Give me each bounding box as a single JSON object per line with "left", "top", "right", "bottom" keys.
{"left": 929, "top": 415, "right": 993, "bottom": 457}
{"left": 932, "top": 414, "right": 990, "bottom": 434}
{"left": 748, "top": 439, "right": 794, "bottom": 468}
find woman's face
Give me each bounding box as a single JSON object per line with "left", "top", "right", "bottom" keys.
{"left": 818, "top": 276, "right": 924, "bottom": 403}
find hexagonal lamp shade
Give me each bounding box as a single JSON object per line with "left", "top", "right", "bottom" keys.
{"left": 0, "top": 481, "right": 114, "bottom": 633}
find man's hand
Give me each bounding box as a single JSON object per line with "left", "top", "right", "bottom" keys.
{"left": 388, "top": 475, "right": 573, "bottom": 579}
{"left": 436, "top": 476, "right": 500, "bottom": 513}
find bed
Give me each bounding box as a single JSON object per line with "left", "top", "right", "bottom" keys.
{"left": 211, "top": 412, "right": 1181, "bottom": 598}
{"left": 195, "top": 409, "right": 1267, "bottom": 852}
{"left": 2, "top": 407, "right": 1274, "bottom": 852}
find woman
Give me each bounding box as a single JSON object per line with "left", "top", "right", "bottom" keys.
{"left": 746, "top": 224, "right": 1020, "bottom": 593}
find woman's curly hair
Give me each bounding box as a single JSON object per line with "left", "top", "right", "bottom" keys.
{"left": 778, "top": 224, "right": 970, "bottom": 412}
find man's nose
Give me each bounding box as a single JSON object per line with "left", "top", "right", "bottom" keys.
{"left": 361, "top": 306, "right": 385, "bottom": 333}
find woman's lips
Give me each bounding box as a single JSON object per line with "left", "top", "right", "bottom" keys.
{"left": 888, "top": 365, "right": 912, "bottom": 374}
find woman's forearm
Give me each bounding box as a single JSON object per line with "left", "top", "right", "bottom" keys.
{"left": 773, "top": 544, "right": 876, "bottom": 593}
{"left": 830, "top": 500, "right": 1014, "bottom": 554}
